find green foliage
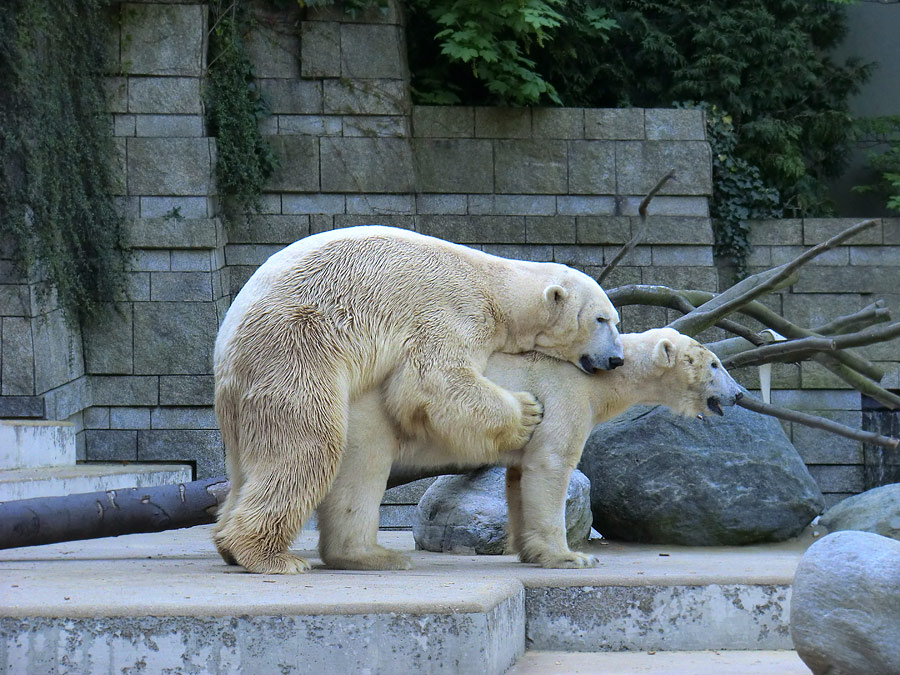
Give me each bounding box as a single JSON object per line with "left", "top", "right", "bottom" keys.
{"left": 699, "top": 104, "right": 781, "bottom": 275}
{"left": 0, "top": 0, "right": 126, "bottom": 323}
{"left": 205, "top": 1, "right": 277, "bottom": 212}
{"left": 406, "top": 0, "right": 617, "bottom": 106}
{"left": 853, "top": 116, "right": 900, "bottom": 214}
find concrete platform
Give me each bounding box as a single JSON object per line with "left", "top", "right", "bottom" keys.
{"left": 0, "top": 526, "right": 815, "bottom": 674}
{"left": 508, "top": 650, "right": 811, "bottom": 674}
{"left": 0, "top": 463, "right": 193, "bottom": 500}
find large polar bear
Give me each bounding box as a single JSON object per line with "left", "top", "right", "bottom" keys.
{"left": 318, "top": 328, "right": 744, "bottom": 570}
{"left": 214, "top": 225, "right": 624, "bottom": 574}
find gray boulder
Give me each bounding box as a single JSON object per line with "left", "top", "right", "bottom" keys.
{"left": 791, "top": 530, "right": 900, "bottom": 675}
{"left": 579, "top": 403, "right": 824, "bottom": 545}
{"left": 413, "top": 466, "right": 592, "bottom": 554}
{"left": 819, "top": 483, "right": 900, "bottom": 541}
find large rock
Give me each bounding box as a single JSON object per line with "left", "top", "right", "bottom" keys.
{"left": 791, "top": 530, "right": 900, "bottom": 675}
{"left": 579, "top": 404, "right": 824, "bottom": 545}
{"left": 819, "top": 483, "right": 900, "bottom": 541}
{"left": 412, "top": 467, "right": 592, "bottom": 554}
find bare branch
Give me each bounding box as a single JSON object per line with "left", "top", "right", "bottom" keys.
{"left": 598, "top": 170, "right": 675, "bottom": 285}
{"left": 667, "top": 219, "right": 880, "bottom": 335}
{"left": 738, "top": 395, "right": 899, "bottom": 450}
{"left": 814, "top": 355, "right": 900, "bottom": 410}
{"left": 816, "top": 300, "right": 890, "bottom": 335}
{"left": 722, "top": 336, "right": 837, "bottom": 369}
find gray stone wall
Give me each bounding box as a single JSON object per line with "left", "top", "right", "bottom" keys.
{"left": 0, "top": 1, "right": 896, "bottom": 503}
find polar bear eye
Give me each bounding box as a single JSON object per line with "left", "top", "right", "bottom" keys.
{"left": 596, "top": 317, "right": 607, "bottom": 323}
{"left": 711, "top": 362, "right": 719, "bottom": 369}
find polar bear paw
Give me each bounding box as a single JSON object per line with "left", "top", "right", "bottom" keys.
{"left": 323, "top": 546, "right": 412, "bottom": 571}
{"left": 240, "top": 551, "right": 312, "bottom": 575}
{"left": 544, "top": 551, "right": 600, "bottom": 569}
{"left": 496, "top": 391, "right": 544, "bottom": 452}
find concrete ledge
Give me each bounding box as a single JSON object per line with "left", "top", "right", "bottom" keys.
{"left": 509, "top": 650, "right": 811, "bottom": 674}
{"left": 0, "top": 463, "right": 192, "bottom": 501}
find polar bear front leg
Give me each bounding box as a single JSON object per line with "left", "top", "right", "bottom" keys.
{"left": 318, "top": 402, "right": 411, "bottom": 571}
{"left": 517, "top": 462, "right": 599, "bottom": 569}
{"left": 386, "top": 361, "right": 543, "bottom": 464}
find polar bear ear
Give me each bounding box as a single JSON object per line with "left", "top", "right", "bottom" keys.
{"left": 543, "top": 284, "right": 568, "bottom": 305}
{"left": 653, "top": 338, "right": 676, "bottom": 368}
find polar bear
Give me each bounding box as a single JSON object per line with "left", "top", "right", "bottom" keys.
{"left": 213, "top": 226, "right": 623, "bottom": 574}
{"left": 318, "top": 328, "right": 743, "bottom": 570}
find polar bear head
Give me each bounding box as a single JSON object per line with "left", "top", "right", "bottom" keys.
{"left": 648, "top": 328, "right": 743, "bottom": 418}
{"left": 534, "top": 268, "right": 624, "bottom": 374}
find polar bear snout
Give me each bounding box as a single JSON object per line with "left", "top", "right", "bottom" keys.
{"left": 578, "top": 352, "right": 624, "bottom": 374}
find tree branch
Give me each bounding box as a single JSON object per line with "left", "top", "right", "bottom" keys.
{"left": 816, "top": 300, "right": 890, "bottom": 335}
{"left": 738, "top": 395, "right": 899, "bottom": 450}
{"left": 598, "top": 170, "right": 675, "bottom": 285}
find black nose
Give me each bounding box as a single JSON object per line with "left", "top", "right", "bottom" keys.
{"left": 734, "top": 391, "right": 743, "bottom": 402}
{"left": 608, "top": 356, "right": 624, "bottom": 370}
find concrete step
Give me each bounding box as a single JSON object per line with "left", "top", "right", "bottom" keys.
{"left": 0, "top": 420, "right": 75, "bottom": 471}
{"left": 0, "top": 463, "right": 193, "bottom": 501}
{"left": 0, "top": 528, "right": 814, "bottom": 674}
{"left": 508, "top": 650, "right": 811, "bottom": 674}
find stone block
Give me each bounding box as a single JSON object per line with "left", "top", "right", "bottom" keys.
{"left": 140, "top": 196, "right": 211, "bottom": 219}
{"left": 228, "top": 215, "right": 310, "bottom": 244}
{"left": 264, "top": 136, "right": 320, "bottom": 192}
{"left": 747, "top": 219, "right": 803, "bottom": 246}
{"left": 91, "top": 376, "right": 159, "bottom": 406}
{"left": 129, "top": 250, "right": 171, "bottom": 272}
{"left": 849, "top": 246, "right": 900, "bottom": 265}
{"left": 585, "top": 109, "right": 644, "bottom": 140}
{"left": 128, "top": 77, "right": 201, "bottom": 114}
{"left": 114, "top": 115, "right": 135, "bottom": 137}
{"left": 525, "top": 217, "right": 575, "bottom": 244}
{"left": 412, "top": 107, "right": 474, "bottom": 138}
{"left": 159, "top": 376, "right": 214, "bottom": 406}
{"left": 104, "top": 77, "right": 128, "bottom": 113}
{"left": 151, "top": 406, "right": 218, "bottom": 429}
{"left": 321, "top": 137, "right": 414, "bottom": 193}
{"left": 771, "top": 246, "right": 848, "bottom": 266}
{"left": 346, "top": 195, "right": 414, "bottom": 215}
{"left": 150, "top": 272, "right": 213, "bottom": 301}
{"left": 481, "top": 244, "right": 554, "bottom": 262}
{"left": 803, "top": 218, "right": 882, "bottom": 246}
{"left": 556, "top": 196, "right": 616, "bottom": 216}
{"left": 641, "top": 217, "right": 714, "bottom": 245}
{"left": 245, "top": 6, "right": 300, "bottom": 78}
{"left": 276, "top": 115, "right": 336, "bottom": 136}
{"left": 416, "top": 194, "right": 467, "bottom": 215}
{"left": 323, "top": 79, "right": 408, "bottom": 115}
{"left": 616, "top": 141, "right": 712, "bottom": 196}
{"left": 2, "top": 317, "right": 34, "bottom": 396}
{"left": 110, "top": 407, "right": 152, "bottom": 430}
{"left": 382, "top": 476, "right": 438, "bottom": 504}
{"left": 642, "top": 266, "right": 718, "bottom": 292}
{"left": 127, "top": 138, "right": 213, "bottom": 196}
{"left": 133, "top": 302, "right": 217, "bottom": 375}
{"left": 729, "top": 363, "right": 800, "bottom": 391}
{"left": 0, "top": 396, "right": 44, "bottom": 418}
{"left": 120, "top": 273, "right": 151, "bottom": 302}
{"left": 552, "top": 245, "right": 605, "bottom": 267}
{"left": 85, "top": 429, "right": 138, "bottom": 461}
{"left": 651, "top": 246, "right": 714, "bottom": 266}
{"left": 807, "top": 465, "right": 865, "bottom": 495}
{"left": 620, "top": 304, "right": 667, "bottom": 333}
{"left": 301, "top": 21, "right": 341, "bottom": 78}
{"left": 469, "top": 195, "right": 555, "bottom": 216}
{"left": 800, "top": 361, "right": 854, "bottom": 390}
{"left": 645, "top": 109, "right": 706, "bottom": 141}
{"left": 84, "top": 407, "right": 110, "bottom": 430}
{"left": 596, "top": 265, "right": 641, "bottom": 290}
{"left": 138, "top": 429, "right": 224, "bottom": 478}
{"left": 341, "top": 24, "right": 405, "bottom": 79}
{"left": 770, "top": 389, "right": 861, "bottom": 412}
{"left": 334, "top": 215, "right": 415, "bottom": 230}
{"left": 495, "top": 140, "right": 567, "bottom": 194}
{"left": 884, "top": 219, "right": 900, "bottom": 245}
{"left": 416, "top": 215, "right": 524, "bottom": 244}
{"left": 282, "top": 194, "right": 346, "bottom": 215}
{"left": 83, "top": 304, "right": 133, "bottom": 375}
{"left": 602, "top": 245, "right": 651, "bottom": 267}
{"left": 126, "top": 217, "right": 218, "bottom": 249}
{"left": 258, "top": 79, "right": 323, "bottom": 115}
{"left": 225, "top": 244, "right": 283, "bottom": 266}
{"left": 171, "top": 250, "right": 212, "bottom": 272}
{"left": 414, "top": 139, "right": 493, "bottom": 194}
{"left": 532, "top": 108, "right": 584, "bottom": 139}
{"left": 33, "top": 311, "right": 83, "bottom": 395}
{"left": 619, "top": 196, "right": 709, "bottom": 217}
{"left": 475, "top": 108, "right": 531, "bottom": 139}
{"left": 792, "top": 267, "right": 898, "bottom": 294}
{"left": 0, "top": 285, "right": 29, "bottom": 317}
{"left": 568, "top": 141, "right": 616, "bottom": 195}
{"left": 135, "top": 114, "right": 204, "bottom": 137}
{"left": 342, "top": 115, "right": 407, "bottom": 138}
{"left": 120, "top": 3, "right": 205, "bottom": 76}
{"left": 793, "top": 411, "right": 863, "bottom": 465}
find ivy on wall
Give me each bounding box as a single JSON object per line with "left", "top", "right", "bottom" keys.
{"left": 0, "top": 0, "right": 126, "bottom": 323}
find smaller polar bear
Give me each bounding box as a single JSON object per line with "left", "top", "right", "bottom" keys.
{"left": 213, "top": 226, "right": 623, "bottom": 574}
{"left": 318, "top": 328, "right": 744, "bottom": 570}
